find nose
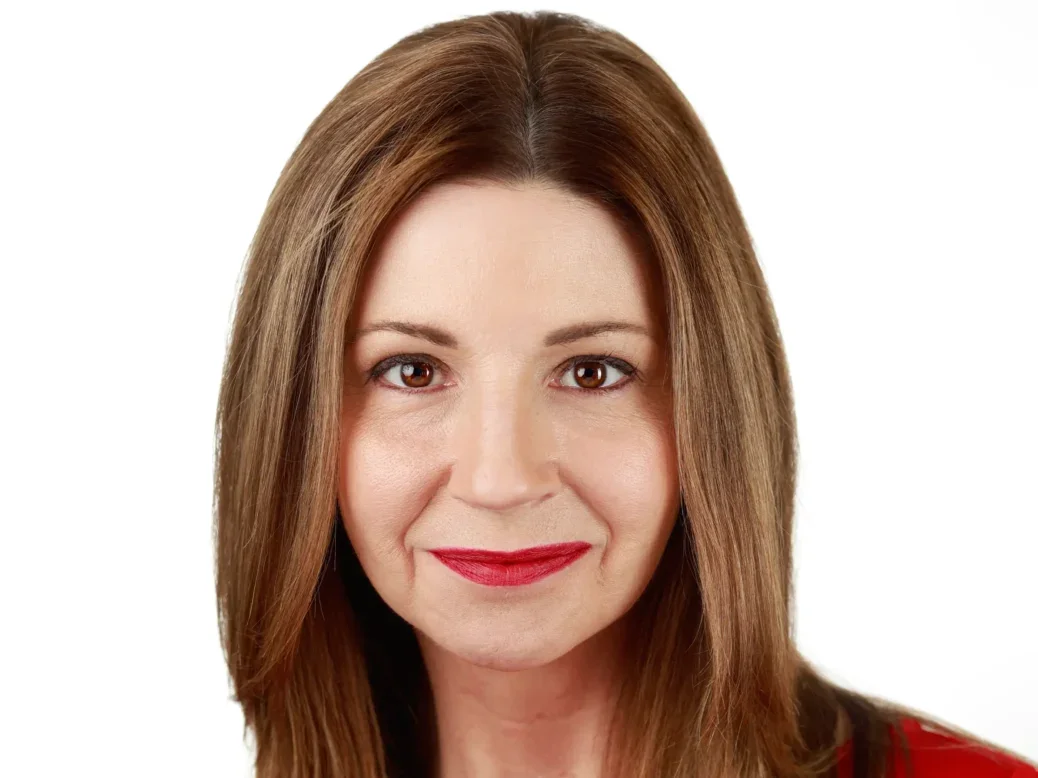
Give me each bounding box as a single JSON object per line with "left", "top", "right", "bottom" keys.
{"left": 447, "top": 375, "right": 559, "bottom": 513}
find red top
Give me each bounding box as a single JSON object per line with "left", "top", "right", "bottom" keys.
{"left": 836, "top": 716, "right": 1038, "bottom": 777}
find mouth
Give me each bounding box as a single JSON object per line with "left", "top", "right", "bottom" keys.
{"left": 428, "top": 542, "right": 592, "bottom": 587}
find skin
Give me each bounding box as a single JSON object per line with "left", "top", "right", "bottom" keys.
{"left": 337, "top": 179, "right": 681, "bottom": 777}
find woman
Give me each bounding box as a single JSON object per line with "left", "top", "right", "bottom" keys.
{"left": 213, "top": 10, "right": 1036, "bottom": 778}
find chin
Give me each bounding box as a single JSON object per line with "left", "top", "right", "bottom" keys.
{"left": 425, "top": 622, "right": 587, "bottom": 672}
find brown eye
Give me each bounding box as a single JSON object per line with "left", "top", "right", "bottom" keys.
{"left": 397, "top": 361, "right": 435, "bottom": 388}
{"left": 559, "top": 356, "right": 635, "bottom": 392}
{"left": 370, "top": 357, "right": 442, "bottom": 390}
{"left": 572, "top": 361, "right": 606, "bottom": 389}
{"left": 370, "top": 354, "right": 636, "bottom": 394}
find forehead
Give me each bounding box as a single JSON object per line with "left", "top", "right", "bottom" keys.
{"left": 355, "top": 180, "right": 658, "bottom": 329}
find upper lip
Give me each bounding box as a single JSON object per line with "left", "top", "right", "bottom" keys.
{"left": 428, "top": 541, "right": 591, "bottom": 563}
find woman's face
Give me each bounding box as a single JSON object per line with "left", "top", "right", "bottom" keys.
{"left": 338, "top": 179, "right": 680, "bottom": 670}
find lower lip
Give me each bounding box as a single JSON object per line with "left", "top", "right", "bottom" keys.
{"left": 431, "top": 546, "right": 591, "bottom": 587}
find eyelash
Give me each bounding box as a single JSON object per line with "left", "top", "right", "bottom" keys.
{"left": 366, "top": 352, "right": 639, "bottom": 396}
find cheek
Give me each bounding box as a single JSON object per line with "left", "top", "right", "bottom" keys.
{"left": 337, "top": 411, "right": 445, "bottom": 570}
{"left": 562, "top": 408, "right": 678, "bottom": 559}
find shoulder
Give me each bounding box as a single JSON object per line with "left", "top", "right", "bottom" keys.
{"left": 884, "top": 716, "right": 1038, "bottom": 778}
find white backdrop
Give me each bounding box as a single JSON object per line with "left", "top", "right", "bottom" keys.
{"left": 1, "top": 1, "right": 1034, "bottom": 775}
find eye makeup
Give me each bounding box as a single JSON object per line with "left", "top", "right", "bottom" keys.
{"left": 365, "top": 352, "right": 640, "bottom": 396}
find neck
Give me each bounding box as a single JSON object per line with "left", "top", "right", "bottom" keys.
{"left": 418, "top": 618, "right": 628, "bottom": 778}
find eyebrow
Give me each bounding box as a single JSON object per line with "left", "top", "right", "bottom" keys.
{"left": 349, "top": 319, "right": 653, "bottom": 348}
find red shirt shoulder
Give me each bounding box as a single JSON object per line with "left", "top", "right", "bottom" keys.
{"left": 836, "top": 716, "right": 1038, "bottom": 778}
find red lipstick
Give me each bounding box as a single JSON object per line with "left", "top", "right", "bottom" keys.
{"left": 429, "top": 542, "right": 592, "bottom": 587}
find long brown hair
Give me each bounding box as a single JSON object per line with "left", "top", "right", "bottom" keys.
{"left": 213, "top": 10, "right": 1032, "bottom": 778}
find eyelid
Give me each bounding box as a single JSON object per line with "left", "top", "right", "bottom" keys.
{"left": 555, "top": 353, "right": 638, "bottom": 391}
{"left": 366, "top": 352, "right": 639, "bottom": 393}
{"left": 366, "top": 353, "right": 451, "bottom": 389}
